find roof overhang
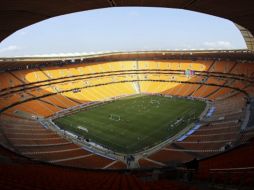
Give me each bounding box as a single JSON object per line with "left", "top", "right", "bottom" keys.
{"left": 0, "top": 50, "right": 253, "bottom": 72}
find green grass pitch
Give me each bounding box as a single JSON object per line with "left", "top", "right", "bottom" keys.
{"left": 54, "top": 95, "right": 206, "bottom": 154}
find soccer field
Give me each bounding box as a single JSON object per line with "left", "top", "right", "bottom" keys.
{"left": 54, "top": 95, "right": 206, "bottom": 154}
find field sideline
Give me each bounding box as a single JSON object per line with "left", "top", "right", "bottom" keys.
{"left": 54, "top": 95, "right": 206, "bottom": 154}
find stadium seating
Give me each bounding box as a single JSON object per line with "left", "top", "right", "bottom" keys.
{"left": 196, "top": 137, "right": 254, "bottom": 189}
{"left": 0, "top": 114, "right": 126, "bottom": 169}
{"left": 0, "top": 59, "right": 253, "bottom": 170}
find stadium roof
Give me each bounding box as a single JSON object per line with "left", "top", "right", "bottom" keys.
{"left": 1, "top": 0, "right": 254, "bottom": 51}
{"left": 0, "top": 50, "right": 253, "bottom": 72}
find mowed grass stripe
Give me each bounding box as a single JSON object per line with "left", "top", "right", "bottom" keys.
{"left": 54, "top": 95, "right": 206, "bottom": 153}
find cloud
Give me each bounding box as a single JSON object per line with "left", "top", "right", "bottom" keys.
{"left": 203, "top": 41, "right": 233, "bottom": 49}
{"left": 0, "top": 45, "right": 21, "bottom": 53}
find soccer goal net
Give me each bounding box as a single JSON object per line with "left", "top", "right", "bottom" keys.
{"left": 109, "top": 114, "right": 121, "bottom": 121}
{"left": 150, "top": 99, "right": 160, "bottom": 104}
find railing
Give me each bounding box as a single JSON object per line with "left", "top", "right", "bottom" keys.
{"left": 208, "top": 167, "right": 254, "bottom": 189}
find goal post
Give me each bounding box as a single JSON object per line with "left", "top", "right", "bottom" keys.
{"left": 150, "top": 99, "right": 160, "bottom": 104}
{"left": 109, "top": 114, "right": 121, "bottom": 121}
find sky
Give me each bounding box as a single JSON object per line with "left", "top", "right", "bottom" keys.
{"left": 0, "top": 7, "right": 247, "bottom": 57}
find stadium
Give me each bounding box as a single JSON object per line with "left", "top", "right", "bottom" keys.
{"left": 0, "top": 1, "right": 254, "bottom": 190}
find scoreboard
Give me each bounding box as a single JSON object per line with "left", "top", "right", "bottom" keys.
{"left": 185, "top": 69, "right": 195, "bottom": 77}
